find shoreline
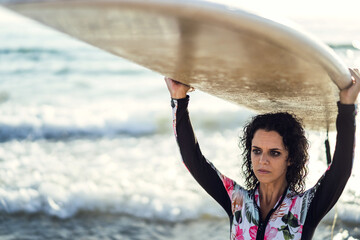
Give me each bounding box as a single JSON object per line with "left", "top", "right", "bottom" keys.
{"left": 1, "top": 212, "right": 359, "bottom": 240}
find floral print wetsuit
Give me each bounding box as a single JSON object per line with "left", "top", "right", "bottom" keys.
{"left": 171, "top": 96, "right": 356, "bottom": 240}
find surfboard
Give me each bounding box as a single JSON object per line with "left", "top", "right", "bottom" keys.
{"left": 0, "top": 0, "right": 352, "bottom": 130}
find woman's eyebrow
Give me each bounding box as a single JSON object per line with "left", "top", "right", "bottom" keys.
{"left": 252, "top": 145, "right": 283, "bottom": 151}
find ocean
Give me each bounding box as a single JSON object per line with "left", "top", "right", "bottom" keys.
{"left": 0, "top": 2, "right": 360, "bottom": 240}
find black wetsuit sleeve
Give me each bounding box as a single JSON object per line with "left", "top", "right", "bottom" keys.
{"left": 171, "top": 96, "right": 232, "bottom": 217}
{"left": 304, "top": 102, "right": 356, "bottom": 229}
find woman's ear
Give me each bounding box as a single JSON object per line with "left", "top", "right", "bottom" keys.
{"left": 287, "top": 158, "right": 291, "bottom": 166}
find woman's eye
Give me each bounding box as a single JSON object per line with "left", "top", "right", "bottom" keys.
{"left": 252, "top": 149, "right": 261, "bottom": 155}
{"left": 271, "top": 151, "right": 281, "bottom": 157}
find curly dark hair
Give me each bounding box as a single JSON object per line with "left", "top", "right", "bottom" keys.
{"left": 240, "top": 112, "right": 309, "bottom": 193}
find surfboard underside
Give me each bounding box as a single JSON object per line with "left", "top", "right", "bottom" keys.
{"left": 1, "top": 0, "right": 352, "bottom": 130}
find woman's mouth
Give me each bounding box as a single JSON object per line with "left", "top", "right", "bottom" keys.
{"left": 257, "top": 169, "right": 270, "bottom": 174}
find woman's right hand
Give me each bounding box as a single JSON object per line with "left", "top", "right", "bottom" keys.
{"left": 164, "top": 77, "right": 191, "bottom": 99}
{"left": 339, "top": 68, "right": 360, "bottom": 105}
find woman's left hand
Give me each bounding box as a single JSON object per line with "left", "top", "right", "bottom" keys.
{"left": 340, "top": 68, "right": 360, "bottom": 104}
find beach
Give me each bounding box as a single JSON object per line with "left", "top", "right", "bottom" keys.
{"left": 1, "top": 3, "right": 360, "bottom": 240}
{"left": 1, "top": 212, "right": 359, "bottom": 239}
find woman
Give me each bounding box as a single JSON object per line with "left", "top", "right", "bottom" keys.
{"left": 165, "top": 68, "right": 360, "bottom": 240}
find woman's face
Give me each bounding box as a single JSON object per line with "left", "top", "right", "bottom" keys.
{"left": 251, "top": 129, "right": 290, "bottom": 186}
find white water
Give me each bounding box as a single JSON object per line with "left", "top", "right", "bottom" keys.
{"left": 0, "top": 3, "right": 360, "bottom": 236}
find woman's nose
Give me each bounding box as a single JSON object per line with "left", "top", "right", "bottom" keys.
{"left": 259, "top": 154, "right": 269, "bottom": 164}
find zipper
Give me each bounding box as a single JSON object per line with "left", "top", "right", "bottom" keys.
{"left": 255, "top": 187, "right": 288, "bottom": 240}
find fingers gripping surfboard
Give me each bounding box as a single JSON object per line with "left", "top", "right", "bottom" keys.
{"left": 0, "top": 0, "right": 352, "bottom": 130}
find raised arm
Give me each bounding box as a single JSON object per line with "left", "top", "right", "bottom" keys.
{"left": 305, "top": 68, "right": 360, "bottom": 226}
{"left": 165, "top": 77, "right": 233, "bottom": 217}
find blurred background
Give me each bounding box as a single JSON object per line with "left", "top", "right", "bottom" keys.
{"left": 0, "top": 0, "right": 359, "bottom": 239}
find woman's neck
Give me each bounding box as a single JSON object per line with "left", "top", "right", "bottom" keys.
{"left": 258, "top": 181, "right": 288, "bottom": 206}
